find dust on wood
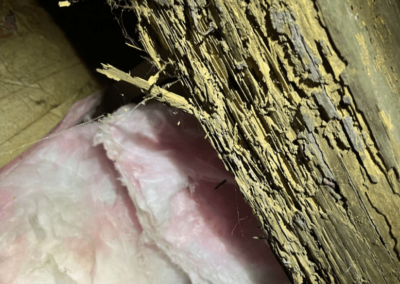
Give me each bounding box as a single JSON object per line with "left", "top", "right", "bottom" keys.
{"left": 99, "top": 0, "right": 400, "bottom": 283}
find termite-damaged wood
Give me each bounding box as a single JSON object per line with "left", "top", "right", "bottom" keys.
{"left": 99, "top": 0, "right": 400, "bottom": 283}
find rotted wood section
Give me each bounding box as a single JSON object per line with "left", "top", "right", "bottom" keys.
{"left": 99, "top": 0, "right": 400, "bottom": 283}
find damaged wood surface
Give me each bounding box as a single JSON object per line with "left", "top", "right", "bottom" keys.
{"left": 99, "top": 0, "right": 400, "bottom": 283}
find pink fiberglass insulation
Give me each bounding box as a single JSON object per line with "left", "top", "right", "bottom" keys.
{"left": 0, "top": 95, "right": 288, "bottom": 284}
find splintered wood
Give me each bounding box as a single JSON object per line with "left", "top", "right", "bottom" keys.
{"left": 99, "top": 0, "right": 400, "bottom": 283}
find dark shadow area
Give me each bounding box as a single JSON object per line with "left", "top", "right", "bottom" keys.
{"left": 37, "top": 0, "right": 143, "bottom": 85}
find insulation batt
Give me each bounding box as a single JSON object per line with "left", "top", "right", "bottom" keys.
{"left": 0, "top": 94, "right": 288, "bottom": 284}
